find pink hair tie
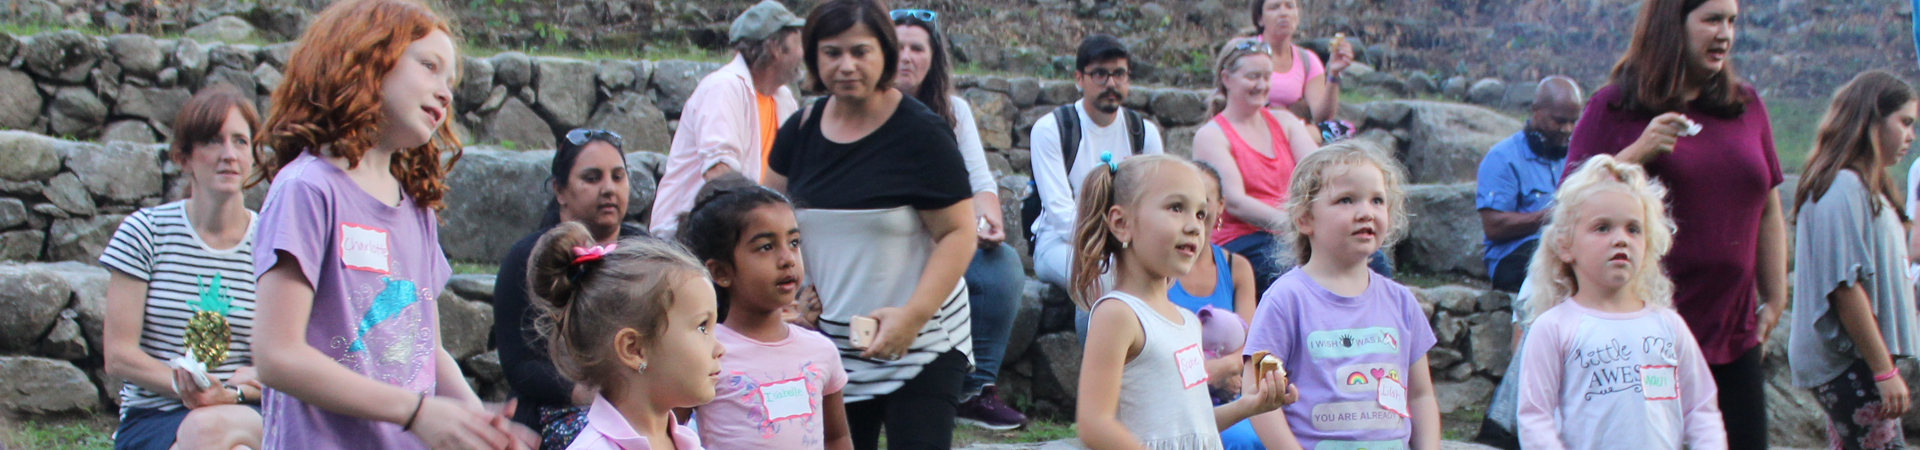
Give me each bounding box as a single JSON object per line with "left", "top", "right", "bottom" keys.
{"left": 571, "top": 244, "right": 617, "bottom": 265}
{"left": 1875, "top": 369, "right": 1900, "bottom": 382}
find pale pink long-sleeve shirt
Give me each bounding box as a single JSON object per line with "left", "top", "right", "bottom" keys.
{"left": 648, "top": 54, "right": 798, "bottom": 237}
{"left": 566, "top": 395, "right": 705, "bottom": 450}
{"left": 1516, "top": 300, "right": 1727, "bottom": 450}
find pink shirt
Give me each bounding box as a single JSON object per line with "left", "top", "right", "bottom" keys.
{"left": 1209, "top": 109, "right": 1297, "bottom": 245}
{"left": 695, "top": 324, "right": 848, "bottom": 450}
{"left": 566, "top": 395, "right": 705, "bottom": 450}
{"left": 1265, "top": 44, "right": 1325, "bottom": 110}
{"left": 1516, "top": 300, "right": 1726, "bottom": 450}
{"left": 649, "top": 54, "right": 799, "bottom": 237}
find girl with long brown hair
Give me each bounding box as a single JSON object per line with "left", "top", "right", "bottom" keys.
{"left": 1788, "top": 70, "right": 1920, "bottom": 450}
{"left": 247, "top": 0, "right": 529, "bottom": 448}
{"left": 1562, "top": 0, "right": 1786, "bottom": 447}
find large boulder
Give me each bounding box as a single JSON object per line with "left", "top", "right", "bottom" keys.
{"left": 622, "top": 151, "right": 663, "bottom": 226}
{"left": 0, "top": 264, "right": 73, "bottom": 351}
{"left": 183, "top": 16, "right": 257, "bottom": 43}
{"left": 1150, "top": 89, "right": 1209, "bottom": 127}
{"left": 0, "top": 231, "right": 46, "bottom": 262}
{"left": 115, "top": 86, "right": 194, "bottom": 127}
{"left": 477, "top": 98, "right": 555, "bottom": 150}
{"left": 1401, "top": 101, "right": 1521, "bottom": 184}
{"left": 436, "top": 290, "right": 493, "bottom": 360}
{"left": 532, "top": 57, "right": 596, "bottom": 131}
{"left": 1434, "top": 377, "right": 1495, "bottom": 414}
{"left": 0, "top": 356, "right": 98, "bottom": 414}
{"left": 44, "top": 172, "right": 96, "bottom": 216}
{"left": 22, "top": 30, "right": 101, "bottom": 84}
{"left": 490, "top": 52, "right": 532, "bottom": 90}
{"left": 40, "top": 261, "right": 108, "bottom": 354}
{"left": 108, "top": 34, "right": 164, "bottom": 78}
{"left": 0, "top": 198, "right": 25, "bottom": 229}
{"left": 650, "top": 59, "right": 723, "bottom": 118}
{"left": 1467, "top": 78, "right": 1506, "bottom": 106}
{"left": 1030, "top": 331, "right": 1082, "bottom": 409}
{"left": 587, "top": 92, "right": 672, "bottom": 154}
{"left": 439, "top": 149, "right": 552, "bottom": 263}
{"left": 446, "top": 274, "right": 497, "bottom": 304}
{"left": 962, "top": 88, "right": 1016, "bottom": 151}
{"left": 1397, "top": 183, "right": 1484, "bottom": 277}
{"left": 49, "top": 87, "right": 108, "bottom": 138}
{"left": 1038, "top": 80, "right": 1079, "bottom": 105}
{"left": 1467, "top": 311, "right": 1513, "bottom": 375}
{"left": 0, "top": 69, "right": 41, "bottom": 130}
{"left": 102, "top": 120, "right": 159, "bottom": 143}
{"left": 1764, "top": 314, "right": 1826, "bottom": 448}
{"left": 64, "top": 141, "right": 165, "bottom": 204}
{"left": 173, "top": 39, "right": 210, "bottom": 87}
{"left": 1004, "top": 280, "right": 1048, "bottom": 363}
{"left": 0, "top": 131, "right": 66, "bottom": 182}
{"left": 456, "top": 57, "right": 494, "bottom": 114}
{"left": 47, "top": 214, "right": 125, "bottom": 262}
{"left": 202, "top": 66, "right": 258, "bottom": 104}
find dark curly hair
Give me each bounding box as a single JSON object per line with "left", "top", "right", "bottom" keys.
{"left": 676, "top": 172, "right": 793, "bottom": 323}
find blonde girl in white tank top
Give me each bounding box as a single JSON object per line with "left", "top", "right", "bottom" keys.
{"left": 1071, "top": 153, "right": 1297, "bottom": 450}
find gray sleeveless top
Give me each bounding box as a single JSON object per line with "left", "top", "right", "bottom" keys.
{"left": 1093, "top": 291, "right": 1224, "bottom": 450}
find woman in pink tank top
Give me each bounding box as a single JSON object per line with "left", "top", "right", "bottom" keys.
{"left": 1253, "top": 0, "right": 1354, "bottom": 124}
{"left": 1193, "top": 37, "right": 1321, "bottom": 297}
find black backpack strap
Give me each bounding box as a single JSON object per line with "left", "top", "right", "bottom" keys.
{"left": 1055, "top": 104, "right": 1080, "bottom": 172}
{"left": 1124, "top": 109, "right": 1146, "bottom": 154}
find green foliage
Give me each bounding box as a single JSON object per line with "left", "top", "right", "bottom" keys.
{"left": 450, "top": 261, "right": 499, "bottom": 275}
{"left": 3, "top": 419, "right": 114, "bottom": 450}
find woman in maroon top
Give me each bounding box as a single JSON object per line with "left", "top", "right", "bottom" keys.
{"left": 1563, "top": 0, "right": 1787, "bottom": 448}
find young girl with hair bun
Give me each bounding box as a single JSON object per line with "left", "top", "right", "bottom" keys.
{"left": 525, "top": 222, "right": 727, "bottom": 450}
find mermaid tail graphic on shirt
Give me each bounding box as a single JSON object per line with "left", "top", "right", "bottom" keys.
{"left": 347, "top": 277, "right": 419, "bottom": 353}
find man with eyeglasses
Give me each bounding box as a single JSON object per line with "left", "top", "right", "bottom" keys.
{"left": 650, "top": 0, "right": 806, "bottom": 237}
{"left": 1026, "top": 34, "right": 1164, "bottom": 329}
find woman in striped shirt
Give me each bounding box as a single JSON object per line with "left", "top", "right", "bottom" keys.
{"left": 101, "top": 85, "right": 265, "bottom": 450}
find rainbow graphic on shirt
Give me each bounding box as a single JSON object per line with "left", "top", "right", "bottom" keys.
{"left": 1345, "top": 372, "right": 1369, "bottom": 386}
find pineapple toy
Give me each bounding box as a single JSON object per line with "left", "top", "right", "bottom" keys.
{"left": 186, "top": 273, "right": 237, "bottom": 367}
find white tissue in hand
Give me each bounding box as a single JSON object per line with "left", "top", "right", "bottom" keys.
{"left": 166, "top": 356, "right": 213, "bottom": 391}
{"left": 1679, "top": 121, "right": 1703, "bottom": 137}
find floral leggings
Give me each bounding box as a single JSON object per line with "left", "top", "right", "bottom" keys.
{"left": 1812, "top": 360, "right": 1906, "bottom": 450}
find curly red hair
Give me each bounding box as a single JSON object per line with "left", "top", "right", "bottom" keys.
{"left": 252, "top": 0, "right": 462, "bottom": 210}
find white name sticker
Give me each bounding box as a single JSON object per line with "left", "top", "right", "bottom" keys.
{"left": 1376, "top": 376, "right": 1409, "bottom": 418}
{"left": 340, "top": 223, "right": 390, "bottom": 274}
{"left": 1640, "top": 365, "right": 1680, "bottom": 401}
{"left": 1175, "top": 343, "right": 1209, "bottom": 389}
{"left": 758, "top": 377, "right": 813, "bottom": 424}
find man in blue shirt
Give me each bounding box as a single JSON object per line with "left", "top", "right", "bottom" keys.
{"left": 1476, "top": 76, "right": 1583, "bottom": 292}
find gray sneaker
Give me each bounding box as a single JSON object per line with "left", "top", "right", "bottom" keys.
{"left": 955, "top": 385, "right": 1028, "bottom": 430}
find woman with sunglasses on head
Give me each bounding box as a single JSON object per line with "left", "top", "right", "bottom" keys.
{"left": 1250, "top": 0, "right": 1353, "bottom": 126}
{"left": 1191, "top": 37, "right": 1321, "bottom": 302}
{"left": 766, "top": 0, "right": 978, "bottom": 448}
{"left": 492, "top": 128, "right": 652, "bottom": 450}
{"left": 892, "top": 8, "right": 1030, "bottom": 432}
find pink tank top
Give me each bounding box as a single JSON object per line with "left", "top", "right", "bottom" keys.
{"left": 1212, "top": 109, "right": 1296, "bottom": 245}
{"left": 1265, "top": 45, "right": 1325, "bottom": 109}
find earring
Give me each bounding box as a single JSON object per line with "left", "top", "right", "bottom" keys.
{"left": 637, "top": 362, "right": 648, "bottom": 373}
{"left": 1122, "top": 240, "right": 1130, "bottom": 249}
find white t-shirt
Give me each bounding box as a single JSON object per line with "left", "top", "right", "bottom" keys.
{"left": 1515, "top": 301, "right": 1726, "bottom": 450}
{"left": 1029, "top": 100, "right": 1164, "bottom": 248}
{"left": 951, "top": 95, "right": 996, "bottom": 195}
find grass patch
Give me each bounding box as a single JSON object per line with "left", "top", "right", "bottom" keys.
{"left": 2, "top": 415, "right": 117, "bottom": 450}
{"left": 954, "top": 419, "right": 1078, "bottom": 446}
{"left": 462, "top": 38, "right": 725, "bottom": 64}
{"left": 450, "top": 261, "right": 500, "bottom": 275}
{"left": 0, "top": 19, "right": 275, "bottom": 46}
{"left": 1439, "top": 404, "right": 1488, "bottom": 442}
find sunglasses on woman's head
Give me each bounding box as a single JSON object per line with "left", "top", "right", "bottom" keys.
{"left": 1232, "top": 40, "right": 1273, "bottom": 55}
{"left": 565, "top": 128, "right": 623, "bottom": 150}
{"left": 890, "top": 9, "right": 937, "bottom": 23}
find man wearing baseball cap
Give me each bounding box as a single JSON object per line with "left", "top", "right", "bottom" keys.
{"left": 650, "top": 0, "right": 807, "bottom": 237}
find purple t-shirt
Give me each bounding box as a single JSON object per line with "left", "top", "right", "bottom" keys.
{"left": 253, "top": 152, "right": 451, "bottom": 450}
{"left": 1243, "top": 268, "right": 1437, "bottom": 450}
{"left": 1564, "top": 84, "right": 1782, "bottom": 365}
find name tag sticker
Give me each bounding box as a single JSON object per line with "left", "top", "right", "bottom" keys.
{"left": 1175, "top": 344, "right": 1209, "bottom": 389}
{"left": 1640, "top": 365, "right": 1680, "bottom": 401}
{"left": 1376, "top": 376, "right": 1409, "bottom": 418}
{"left": 340, "top": 223, "right": 390, "bottom": 274}
{"left": 758, "top": 377, "right": 813, "bottom": 424}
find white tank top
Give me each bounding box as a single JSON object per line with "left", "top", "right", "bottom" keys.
{"left": 1093, "top": 291, "right": 1225, "bottom": 450}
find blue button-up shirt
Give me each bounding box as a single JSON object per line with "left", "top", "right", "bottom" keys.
{"left": 1476, "top": 131, "right": 1566, "bottom": 275}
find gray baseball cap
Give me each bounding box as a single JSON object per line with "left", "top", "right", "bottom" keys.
{"left": 730, "top": 0, "right": 806, "bottom": 43}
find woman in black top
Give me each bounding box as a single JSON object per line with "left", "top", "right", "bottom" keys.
{"left": 491, "top": 129, "right": 649, "bottom": 450}
{"left": 765, "top": 1, "right": 977, "bottom": 449}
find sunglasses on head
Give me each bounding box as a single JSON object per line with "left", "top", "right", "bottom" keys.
{"left": 564, "top": 128, "right": 623, "bottom": 150}
{"left": 1231, "top": 40, "right": 1272, "bottom": 55}
{"left": 890, "top": 9, "right": 937, "bottom": 23}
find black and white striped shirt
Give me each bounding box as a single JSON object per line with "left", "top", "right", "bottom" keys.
{"left": 98, "top": 201, "right": 257, "bottom": 413}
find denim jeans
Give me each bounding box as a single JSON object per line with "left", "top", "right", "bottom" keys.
{"left": 964, "top": 243, "right": 1024, "bottom": 395}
